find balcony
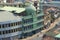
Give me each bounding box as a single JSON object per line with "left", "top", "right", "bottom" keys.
{"left": 0, "top": 25, "right": 22, "bottom": 31}
{"left": 23, "top": 19, "right": 44, "bottom": 26}
{"left": 23, "top": 25, "right": 44, "bottom": 33}
{"left": 23, "top": 28, "right": 33, "bottom": 33}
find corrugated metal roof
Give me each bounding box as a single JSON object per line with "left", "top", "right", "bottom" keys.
{"left": 0, "top": 6, "right": 25, "bottom": 13}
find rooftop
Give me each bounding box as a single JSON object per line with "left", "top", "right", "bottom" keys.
{"left": 0, "top": 11, "right": 22, "bottom": 23}
{"left": 0, "top": 6, "right": 26, "bottom": 13}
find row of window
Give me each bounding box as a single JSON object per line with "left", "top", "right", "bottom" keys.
{"left": 23, "top": 16, "right": 44, "bottom": 24}
{"left": 23, "top": 18, "right": 33, "bottom": 24}
{"left": 0, "top": 28, "right": 22, "bottom": 35}
{"left": 0, "top": 21, "right": 21, "bottom": 28}
{"left": 0, "top": 4, "right": 22, "bottom": 7}
{"left": 24, "top": 25, "right": 33, "bottom": 31}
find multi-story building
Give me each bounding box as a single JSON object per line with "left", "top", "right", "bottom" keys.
{"left": 0, "top": 0, "right": 44, "bottom": 40}
{"left": 0, "top": 11, "right": 23, "bottom": 40}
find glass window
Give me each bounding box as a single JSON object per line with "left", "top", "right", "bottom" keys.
{"left": 16, "top": 22, "right": 18, "bottom": 25}
{"left": 3, "top": 31, "right": 5, "bottom": 34}
{"left": 8, "top": 30, "right": 10, "bottom": 33}
{"left": 10, "top": 23, "right": 13, "bottom": 26}
{"left": 5, "top": 24, "right": 8, "bottom": 27}
{"left": 24, "top": 26, "right": 27, "bottom": 31}
{"left": 10, "top": 29, "right": 13, "bottom": 33}
{"left": 0, "top": 31, "right": 1, "bottom": 35}
{"left": 18, "top": 22, "right": 20, "bottom": 25}
{"left": 18, "top": 28, "right": 21, "bottom": 31}
{"left": 24, "top": 18, "right": 33, "bottom": 24}
{"left": 14, "top": 29, "right": 16, "bottom": 32}
{"left": 0, "top": 25, "right": 1, "bottom": 28}
{"left": 16, "top": 28, "right": 18, "bottom": 32}
{"left": 0, "top": 28, "right": 22, "bottom": 34}
{"left": 2, "top": 24, "right": 5, "bottom": 28}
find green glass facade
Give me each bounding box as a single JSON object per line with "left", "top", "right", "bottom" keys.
{"left": 21, "top": 1, "right": 44, "bottom": 37}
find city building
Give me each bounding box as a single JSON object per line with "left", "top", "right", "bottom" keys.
{"left": 0, "top": 0, "right": 44, "bottom": 40}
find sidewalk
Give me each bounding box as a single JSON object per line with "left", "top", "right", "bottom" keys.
{"left": 21, "top": 18, "right": 60, "bottom": 40}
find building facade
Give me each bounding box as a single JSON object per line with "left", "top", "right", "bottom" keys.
{"left": 0, "top": 0, "right": 44, "bottom": 40}
{"left": 0, "top": 11, "right": 22, "bottom": 40}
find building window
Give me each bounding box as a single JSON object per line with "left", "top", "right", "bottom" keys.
{"left": 28, "top": 25, "right": 33, "bottom": 29}
{"left": 18, "top": 28, "right": 21, "bottom": 31}
{"left": 2, "top": 24, "right": 5, "bottom": 28}
{"left": 0, "top": 27, "right": 22, "bottom": 35}
{"left": 10, "top": 23, "right": 13, "bottom": 26}
{"left": 0, "top": 25, "right": 1, "bottom": 28}
{"left": 0, "top": 21, "right": 21, "bottom": 28}
{"left": 0, "top": 31, "right": 1, "bottom": 35}
{"left": 24, "top": 25, "right": 33, "bottom": 31}
{"left": 24, "top": 18, "right": 33, "bottom": 24}
{"left": 17, "top": 22, "right": 21, "bottom": 25}
{"left": 3, "top": 31, "right": 5, "bottom": 34}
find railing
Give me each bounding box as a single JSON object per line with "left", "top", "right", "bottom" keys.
{"left": 23, "top": 25, "right": 44, "bottom": 33}
{"left": 23, "top": 19, "right": 44, "bottom": 26}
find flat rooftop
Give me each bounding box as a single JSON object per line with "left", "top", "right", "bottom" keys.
{"left": 0, "top": 6, "right": 26, "bottom": 13}
{"left": 0, "top": 11, "right": 22, "bottom": 23}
